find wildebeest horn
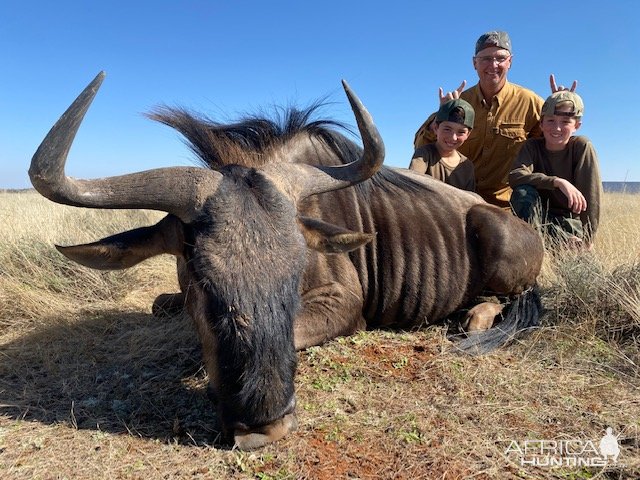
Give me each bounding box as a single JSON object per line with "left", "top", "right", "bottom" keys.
{"left": 29, "top": 71, "right": 221, "bottom": 223}
{"left": 263, "top": 80, "right": 385, "bottom": 201}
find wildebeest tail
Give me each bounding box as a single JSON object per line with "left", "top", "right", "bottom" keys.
{"left": 450, "top": 286, "right": 542, "bottom": 355}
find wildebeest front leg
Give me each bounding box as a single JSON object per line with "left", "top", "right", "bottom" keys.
{"left": 152, "top": 257, "right": 190, "bottom": 317}
{"left": 294, "top": 282, "right": 366, "bottom": 350}
{"left": 152, "top": 293, "right": 185, "bottom": 316}
{"left": 290, "top": 217, "right": 373, "bottom": 349}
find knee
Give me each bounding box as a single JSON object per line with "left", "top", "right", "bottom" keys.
{"left": 511, "top": 184, "right": 539, "bottom": 202}
{"left": 510, "top": 184, "right": 540, "bottom": 221}
{"left": 152, "top": 293, "right": 185, "bottom": 317}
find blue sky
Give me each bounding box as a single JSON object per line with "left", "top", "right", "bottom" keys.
{"left": 2, "top": 1, "right": 639, "bottom": 189}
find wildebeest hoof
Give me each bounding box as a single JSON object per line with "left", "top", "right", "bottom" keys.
{"left": 152, "top": 293, "right": 185, "bottom": 317}
{"left": 233, "top": 412, "right": 298, "bottom": 450}
{"left": 464, "top": 302, "right": 504, "bottom": 332}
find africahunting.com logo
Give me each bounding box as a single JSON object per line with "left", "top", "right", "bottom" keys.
{"left": 504, "top": 427, "right": 633, "bottom": 468}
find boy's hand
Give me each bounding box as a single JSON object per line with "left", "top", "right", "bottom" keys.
{"left": 438, "top": 80, "right": 466, "bottom": 105}
{"left": 550, "top": 74, "right": 578, "bottom": 93}
{"left": 554, "top": 178, "right": 587, "bottom": 213}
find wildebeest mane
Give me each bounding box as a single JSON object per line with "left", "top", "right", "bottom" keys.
{"left": 147, "top": 101, "right": 359, "bottom": 170}
{"left": 357, "top": 167, "right": 431, "bottom": 197}
{"left": 147, "top": 102, "right": 432, "bottom": 199}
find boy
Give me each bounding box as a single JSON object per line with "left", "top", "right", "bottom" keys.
{"left": 409, "top": 98, "right": 476, "bottom": 192}
{"left": 509, "top": 91, "right": 602, "bottom": 247}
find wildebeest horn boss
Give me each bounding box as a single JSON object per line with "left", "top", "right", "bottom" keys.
{"left": 30, "top": 72, "right": 544, "bottom": 449}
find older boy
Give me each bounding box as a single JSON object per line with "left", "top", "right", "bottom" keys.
{"left": 509, "top": 91, "right": 602, "bottom": 246}
{"left": 409, "top": 98, "right": 476, "bottom": 192}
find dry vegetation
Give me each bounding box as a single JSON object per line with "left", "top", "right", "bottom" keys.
{"left": 0, "top": 190, "right": 639, "bottom": 480}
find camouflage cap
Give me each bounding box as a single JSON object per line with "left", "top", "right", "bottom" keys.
{"left": 541, "top": 91, "right": 584, "bottom": 118}
{"left": 436, "top": 99, "right": 475, "bottom": 130}
{"left": 475, "top": 31, "right": 512, "bottom": 54}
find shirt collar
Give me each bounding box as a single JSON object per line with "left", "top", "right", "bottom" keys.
{"left": 475, "top": 80, "right": 512, "bottom": 108}
{"left": 494, "top": 80, "right": 513, "bottom": 106}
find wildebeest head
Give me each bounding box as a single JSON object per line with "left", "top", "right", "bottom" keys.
{"left": 29, "top": 72, "right": 384, "bottom": 449}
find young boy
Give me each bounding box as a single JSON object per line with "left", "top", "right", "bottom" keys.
{"left": 409, "top": 98, "right": 476, "bottom": 192}
{"left": 509, "top": 91, "right": 602, "bottom": 247}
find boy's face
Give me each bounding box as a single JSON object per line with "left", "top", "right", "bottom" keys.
{"left": 540, "top": 104, "right": 581, "bottom": 151}
{"left": 436, "top": 121, "right": 470, "bottom": 154}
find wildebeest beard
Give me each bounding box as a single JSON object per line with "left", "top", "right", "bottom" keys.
{"left": 185, "top": 166, "right": 302, "bottom": 428}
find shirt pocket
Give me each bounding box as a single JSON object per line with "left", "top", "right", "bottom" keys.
{"left": 497, "top": 122, "right": 526, "bottom": 142}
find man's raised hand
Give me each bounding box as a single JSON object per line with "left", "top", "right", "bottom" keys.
{"left": 438, "top": 80, "right": 466, "bottom": 104}
{"left": 550, "top": 74, "right": 577, "bottom": 93}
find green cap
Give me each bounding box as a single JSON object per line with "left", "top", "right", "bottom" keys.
{"left": 541, "top": 91, "right": 584, "bottom": 118}
{"left": 475, "top": 31, "right": 512, "bottom": 54}
{"left": 436, "top": 99, "right": 475, "bottom": 130}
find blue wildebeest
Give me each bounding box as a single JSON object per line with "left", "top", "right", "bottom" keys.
{"left": 29, "top": 72, "right": 543, "bottom": 449}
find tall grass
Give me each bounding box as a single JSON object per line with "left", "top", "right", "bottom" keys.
{"left": 596, "top": 192, "right": 640, "bottom": 267}
{"left": 537, "top": 193, "right": 640, "bottom": 350}
{"left": 0, "top": 191, "right": 175, "bottom": 331}
{"left": 2, "top": 189, "right": 638, "bottom": 345}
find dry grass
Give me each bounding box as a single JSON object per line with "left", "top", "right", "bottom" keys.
{"left": 1, "top": 191, "right": 639, "bottom": 479}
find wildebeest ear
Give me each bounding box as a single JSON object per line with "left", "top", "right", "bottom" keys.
{"left": 56, "top": 214, "right": 184, "bottom": 270}
{"left": 297, "top": 216, "right": 375, "bottom": 254}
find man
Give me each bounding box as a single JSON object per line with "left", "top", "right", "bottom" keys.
{"left": 414, "top": 31, "right": 544, "bottom": 208}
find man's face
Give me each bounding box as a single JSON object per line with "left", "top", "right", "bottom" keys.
{"left": 473, "top": 46, "right": 512, "bottom": 90}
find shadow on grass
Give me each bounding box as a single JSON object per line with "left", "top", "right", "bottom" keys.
{"left": 0, "top": 310, "right": 225, "bottom": 447}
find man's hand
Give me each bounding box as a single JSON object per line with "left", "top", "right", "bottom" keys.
{"left": 550, "top": 74, "right": 577, "bottom": 93}
{"left": 438, "top": 80, "right": 466, "bottom": 104}
{"left": 554, "top": 178, "right": 587, "bottom": 214}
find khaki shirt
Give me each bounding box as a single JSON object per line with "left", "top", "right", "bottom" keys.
{"left": 509, "top": 136, "right": 602, "bottom": 238}
{"left": 414, "top": 81, "right": 543, "bottom": 208}
{"left": 409, "top": 143, "right": 476, "bottom": 192}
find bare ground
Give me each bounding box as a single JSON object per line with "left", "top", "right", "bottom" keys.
{"left": 1, "top": 307, "right": 638, "bottom": 479}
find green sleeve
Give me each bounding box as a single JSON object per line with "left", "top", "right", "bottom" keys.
{"left": 573, "top": 137, "right": 603, "bottom": 239}
{"left": 508, "top": 140, "right": 557, "bottom": 189}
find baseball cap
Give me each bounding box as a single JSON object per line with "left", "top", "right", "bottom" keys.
{"left": 541, "top": 91, "right": 584, "bottom": 118}
{"left": 436, "top": 99, "right": 475, "bottom": 130}
{"left": 475, "top": 31, "right": 512, "bottom": 54}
